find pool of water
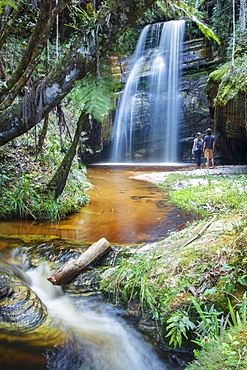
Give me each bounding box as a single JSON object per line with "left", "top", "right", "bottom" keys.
{"left": 0, "top": 165, "right": 194, "bottom": 247}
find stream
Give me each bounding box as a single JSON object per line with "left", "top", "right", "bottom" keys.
{"left": 0, "top": 165, "right": 195, "bottom": 370}
{"left": 26, "top": 263, "right": 186, "bottom": 370}
{"left": 0, "top": 165, "right": 194, "bottom": 247}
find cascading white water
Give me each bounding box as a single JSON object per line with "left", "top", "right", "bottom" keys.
{"left": 27, "top": 263, "right": 169, "bottom": 370}
{"left": 110, "top": 20, "right": 185, "bottom": 163}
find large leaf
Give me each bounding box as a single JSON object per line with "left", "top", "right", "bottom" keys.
{"left": 70, "top": 72, "right": 119, "bottom": 123}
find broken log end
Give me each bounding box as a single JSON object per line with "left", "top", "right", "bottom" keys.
{"left": 47, "top": 276, "right": 57, "bottom": 285}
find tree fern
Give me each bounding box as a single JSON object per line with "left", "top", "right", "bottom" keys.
{"left": 69, "top": 69, "right": 121, "bottom": 123}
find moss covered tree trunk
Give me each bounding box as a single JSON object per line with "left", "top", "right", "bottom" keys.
{"left": 47, "top": 112, "right": 88, "bottom": 198}
{"left": 0, "top": 0, "right": 156, "bottom": 146}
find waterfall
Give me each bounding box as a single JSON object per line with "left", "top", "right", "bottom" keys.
{"left": 110, "top": 20, "right": 185, "bottom": 163}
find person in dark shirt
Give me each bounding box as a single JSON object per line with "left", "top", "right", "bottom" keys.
{"left": 203, "top": 128, "right": 215, "bottom": 167}
{"left": 192, "top": 132, "right": 203, "bottom": 168}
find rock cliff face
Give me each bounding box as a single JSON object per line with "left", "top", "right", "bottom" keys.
{"left": 88, "top": 38, "right": 221, "bottom": 163}
{"left": 207, "top": 80, "right": 247, "bottom": 164}
{"left": 180, "top": 73, "right": 212, "bottom": 161}
{"left": 179, "top": 38, "right": 217, "bottom": 161}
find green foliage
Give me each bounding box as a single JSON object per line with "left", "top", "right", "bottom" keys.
{"left": 228, "top": 293, "right": 247, "bottom": 327}
{"left": 0, "top": 115, "right": 91, "bottom": 222}
{"left": 165, "top": 310, "right": 195, "bottom": 348}
{"left": 211, "top": 0, "right": 232, "bottom": 53}
{"left": 0, "top": 0, "right": 19, "bottom": 13}
{"left": 101, "top": 253, "right": 164, "bottom": 314}
{"left": 191, "top": 298, "right": 225, "bottom": 340}
{"left": 0, "top": 164, "right": 89, "bottom": 222}
{"left": 157, "top": 0, "right": 220, "bottom": 44}
{"left": 116, "top": 3, "right": 165, "bottom": 55}
{"left": 70, "top": 71, "right": 120, "bottom": 123}
{"left": 191, "top": 16, "right": 220, "bottom": 45}
{"left": 219, "top": 252, "right": 247, "bottom": 294}
{"left": 209, "top": 57, "right": 247, "bottom": 105}
{"left": 165, "top": 297, "right": 226, "bottom": 350}
{"left": 160, "top": 173, "right": 247, "bottom": 217}
{"left": 209, "top": 63, "right": 232, "bottom": 84}
{"left": 66, "top": 1, "right": 112, "bottom": 49}
{"left": 186, "top": 293, "right": 247, "bottom": 370}
{"left": 165, "top": 293, "right": 247, "bottom": 352}
{"left": 187, "top": 328, "right": 247, "bottom": 370}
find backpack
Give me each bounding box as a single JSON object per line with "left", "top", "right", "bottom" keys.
{"left": 196, "top": 140, "right": 203, "bottom": 150}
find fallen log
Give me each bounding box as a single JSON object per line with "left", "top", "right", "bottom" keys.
{"left": 47, "top": 237, "right": 112, "bottom": 285}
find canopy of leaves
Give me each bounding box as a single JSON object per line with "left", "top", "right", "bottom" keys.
{"left": 157, "top": 0, "right": 221, "bottom": 44}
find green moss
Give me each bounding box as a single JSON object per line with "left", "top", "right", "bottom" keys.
{"left": 208, "top": 57, "right": 247, "bottom": 105}
{"left": 208, "top": 63, "right": 231, "bottom": 84}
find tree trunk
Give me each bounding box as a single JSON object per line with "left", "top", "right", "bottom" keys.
{"left": 240, "top": 0, "right": 246, "bottom": 34}
{"left": 0, "top": 0, "right": 156, "bottom": 146}
{"left": 47, "top": 111, "right": 88, "bottom": 198}
{"left": 47, "top": 237, "right": 112, "bottom": 285}
{"left": 0, "top": 0, "right": 71, "bottom": 110}
{"left": 37, "top": 114, "right": 49, "bottom": 154}
{"left": 231, "top": 0, "right": 236, "bottom": 68}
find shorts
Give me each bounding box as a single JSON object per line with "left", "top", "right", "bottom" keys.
{"left": 204, "top": 149, "right": 213, "bottom": 159}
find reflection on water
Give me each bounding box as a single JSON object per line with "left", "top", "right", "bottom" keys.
{"left": 0, "top": 166, "right": 194, "bottom": 246}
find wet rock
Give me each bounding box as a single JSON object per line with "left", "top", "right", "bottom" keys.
{"left": 0, "top": 279, "right": 12, "bottom": 298}
{"left": 127, "top": 299, "right": 140, "bottom": 316}
{"left": 207, "top": 79, "right": 247, "bottom": 164}
{"left": 63, "top": 269, "right": 102, "bottom": 296}
{"left": 0, "top": 256, "right": 64, "bottom": 351}
{"left": 138, "top": 310, "right": 162, "bottom": 342}
{"left": 0, "top": 271, "right": 47, "bottom": 328}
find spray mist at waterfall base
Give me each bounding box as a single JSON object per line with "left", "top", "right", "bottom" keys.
{"left": 25, "top": 263, "right": 187, "bottom": 370}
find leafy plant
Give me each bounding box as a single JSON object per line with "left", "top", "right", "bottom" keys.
{"left": 228, "top": 292, "right": 247, "bottom": 327}
{"left": 191, "top": 297, "right": 226, "bottom": 339}
{"left": 0, "top": 0, "right": 22, "bottom": 13}
{"left": 157, "top": 0, "right": 221, "bottom": 44}
{"left": 208, "top": 57, "right": 247, "bottom": 106}
{"left": 186, "top": 293, "right": 247, "bottom": 370}
{"left": 69, "top": 70, "right": 120, "bottom": 123}
{"left": 0, "top": 136, "right": 90, "bottom": 221}
{"left": 101, "top": 251, "right": 176, "bottom": 323}
{"left": 165, "top": 310, "right": 196, "bottom": 348}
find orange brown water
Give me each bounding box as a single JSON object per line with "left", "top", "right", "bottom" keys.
{"left": 0, "top": 166, "right": 194, "bottom": 246}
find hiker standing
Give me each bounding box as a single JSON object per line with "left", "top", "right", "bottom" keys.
{"left": 203, "top": 128, "right": 215, "bottom": 168}
{"left": 192, "top": 132, "right": 203, "bottom": 168}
